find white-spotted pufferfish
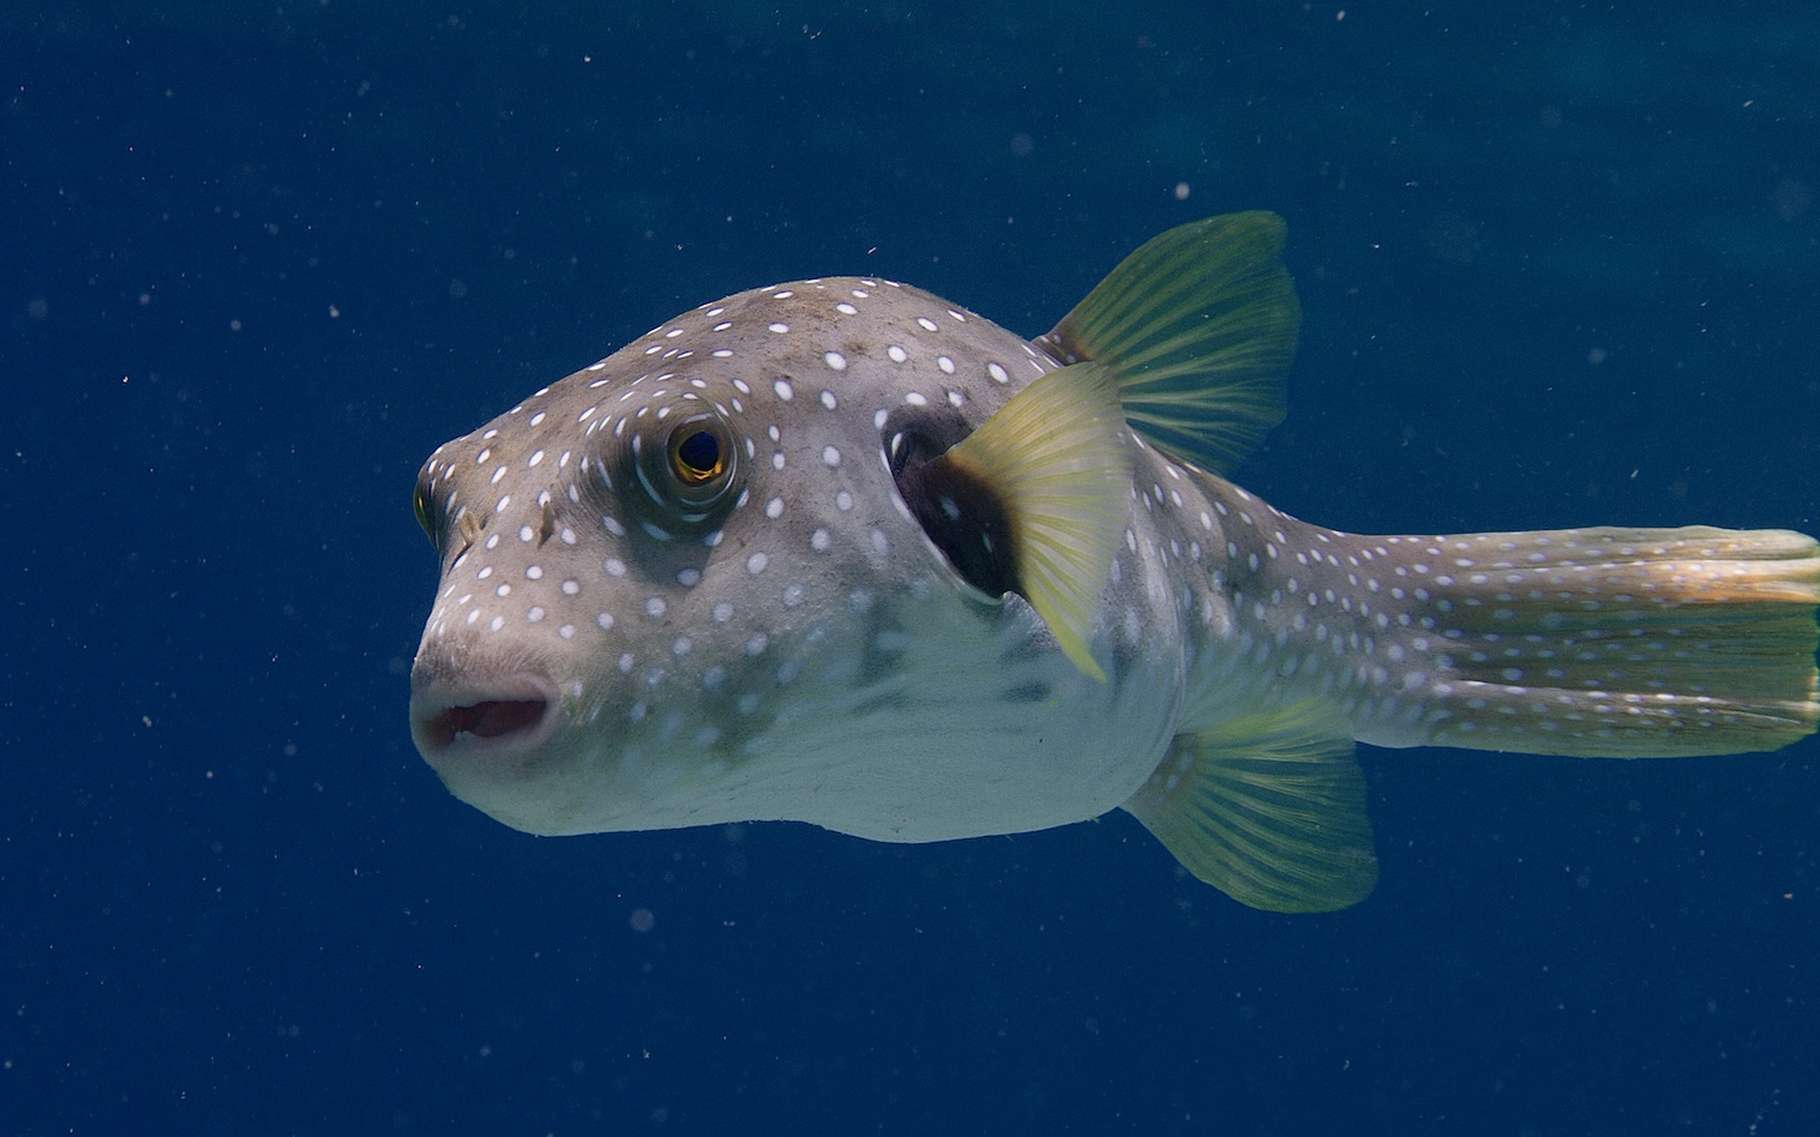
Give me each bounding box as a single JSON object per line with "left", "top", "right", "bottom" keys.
{"left": 409, "top": 214, "right": 1819, "bottom": 912}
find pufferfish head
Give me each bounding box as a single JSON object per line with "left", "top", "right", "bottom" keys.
{"left": 405, "top": 280, "right": 1104, "bottom": 838}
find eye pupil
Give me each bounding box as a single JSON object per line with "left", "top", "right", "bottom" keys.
{"left": 660, "top": 420, "right": 736, "bottom": 504}
{"left": 675, "top": 430, "right": 720, "bottom": 474}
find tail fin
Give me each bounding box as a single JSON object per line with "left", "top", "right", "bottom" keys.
{"left": 1365, "top": 525, "right": 1819, "bottom": 758}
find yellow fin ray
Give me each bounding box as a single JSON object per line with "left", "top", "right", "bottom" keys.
{"left": 944, "top": 362, "right": 1131, "bottom": 681}
{"left": 1044, "top": 211, "right": 1299, "bottom": 472}
{"left": 1122, "top": 701, "right": 1378, "bottom": 913}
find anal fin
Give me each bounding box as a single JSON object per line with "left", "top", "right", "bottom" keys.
{"left": 1123, "top": 701, "right": 1378, "bottom": 913}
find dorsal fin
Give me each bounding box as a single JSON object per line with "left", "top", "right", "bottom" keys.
{"left": 1042, "top": 211, "right": 1300, "bottom": 473}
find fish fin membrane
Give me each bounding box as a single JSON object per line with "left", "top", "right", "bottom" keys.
{"left": 944, "top": 362, "right": 1131, "bottom": 681}
{"left": 1406, "top": 526, "right": 1820, "bottom": 757}
{"left": 1042, "top": 211, "right": 1299, "bottom": 473}
{"left": 1122, "top": 701, "right": 1378, "bottom": 913}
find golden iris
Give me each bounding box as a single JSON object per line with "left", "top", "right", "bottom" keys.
{"left": 669, "top": 428, "right": 725, "bottom": 485}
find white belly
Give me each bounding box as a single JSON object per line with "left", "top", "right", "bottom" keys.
{"left": 709, "top": 593, "right": 1187, "bottom": 842}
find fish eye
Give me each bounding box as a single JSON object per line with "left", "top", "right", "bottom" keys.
{"left": 629, "top": 411, "right": 741, "bottom": 521}
{"left": 669, "top": 428, "right": 724, "bottom": 485}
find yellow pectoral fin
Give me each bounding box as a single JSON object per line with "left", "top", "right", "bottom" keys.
{"left": 1123, "top": 701, "right": 1378, "bottom": 913}
{"left": 942, "top": 362, "right": 1131, "bottom": 681}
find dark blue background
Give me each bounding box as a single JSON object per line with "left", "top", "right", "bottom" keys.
{"left": 6, "top": 3, "right": 1817, "bottom": 1134}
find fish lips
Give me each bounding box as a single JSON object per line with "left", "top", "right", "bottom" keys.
{"left": 409, "top": 671, "right": 561, "bottom": 768}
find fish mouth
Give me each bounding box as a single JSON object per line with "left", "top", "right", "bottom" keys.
{"left": 410, "top": 673, "right": 558, "bottom": 760}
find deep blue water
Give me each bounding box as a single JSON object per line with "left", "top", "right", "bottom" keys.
{"left": 6, "top": 3, "right": 1818, "bottom": 1134}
